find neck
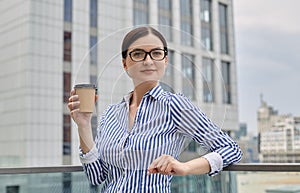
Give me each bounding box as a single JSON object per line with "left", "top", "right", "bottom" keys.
{"left": 131, "top": 81, "right": 158, "bottom": 106}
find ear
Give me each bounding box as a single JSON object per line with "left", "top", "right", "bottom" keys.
{"left": 122, "top": 58, "right": 127, "bottom": 71}
{"left": 164, "top": 55, "right": 168, "bottom": 68}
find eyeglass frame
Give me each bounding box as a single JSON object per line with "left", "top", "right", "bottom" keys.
{"left": 126, "top": 48, "right": 168, "bottom": 62}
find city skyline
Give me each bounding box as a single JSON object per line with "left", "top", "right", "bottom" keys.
{"left": 234, "top": 0, "right": 300, "bottom": 134}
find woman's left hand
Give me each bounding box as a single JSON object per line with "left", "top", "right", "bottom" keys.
{"left": 147, "top": 155, "right": 189, "bottom": 176}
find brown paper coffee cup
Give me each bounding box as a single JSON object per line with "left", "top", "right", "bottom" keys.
{"left": 74, "top": 84, "right": 97, "bottom": 113}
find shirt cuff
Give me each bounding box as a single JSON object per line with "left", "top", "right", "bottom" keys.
{"left": 79, "top": 144, "right": 99, "bottom": 164}
{"left": 203, "top": 152, "right": 223, "bottom": 176}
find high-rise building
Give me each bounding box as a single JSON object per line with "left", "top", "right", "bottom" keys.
{"left": 258, "top": 97, "right": 300, "bottom": 162}
{"left": 0, "top": 0, "right": 238, "bottom": 169}
{"left": 0, "top": 0, "right": 239, "bottom": 192}
{"left": 235, "top": 123, "right": 259, "bottom": 163}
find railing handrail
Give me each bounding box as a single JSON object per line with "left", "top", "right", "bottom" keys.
{"left": 0, "top": 163, "right": 300, "bottom": 174}
{"left": 0, "top": 165, "right": 83, "bottom": 174}
{"left": 223, "top": 163, "right": 300, "bottom": 172}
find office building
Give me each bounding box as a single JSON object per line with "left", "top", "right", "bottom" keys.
{"left": 0, "top": 0, "right": 238, "bottom": 192}
{"left": 258, "top": 97, "right": 300, "bottom": 162}
{"left": 235, "top": 123, "right": 259, "bottom": 163}
{"left": 0, "top": 0, "right": 238, "bottom": 167}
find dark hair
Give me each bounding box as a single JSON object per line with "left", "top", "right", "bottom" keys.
{"left": 121, "top": 26, "right": 168, "bottom": 59}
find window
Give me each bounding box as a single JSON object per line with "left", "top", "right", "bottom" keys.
{"left": 64, "top": 32, "right": 72, "bottom": 62}
{"left": 201, "top": 0, "right": 213, "bottom": 50}
{"left": 89, "top": 185, "right": 99, "bottom": 193}
{"left": 90, "top": 75, "right": 97, "bottom": 85}
{"left": 63, "top": 173, "right": 72, "bottom": 193}
{"left": 187, "top": 140, "right": 197, "bottom": 152}
{"left": 133, "top": 0, "right": 149, "bottom": 25}
{"left": 180, "top": 0, "right": 191, "bottom": 15}
{"left": 161, "top": 50, "right": 174, "bottom": 92}
{"left": 135, "top": 0, "right": 148, "bottom": 2}
{"left": 64, "top": 0, "right": 72, "bottom": 22}
{"left": 203, "top": 57, "right": 214, "bottom": 103}
{"left": 182, "top": 53, "right": 195, "bottom": 100}
{"left": 90, "top": 0, "right": 97, "bottom": 27}
{"left": 221, "top": 61, "right": 231, "bottom": 104}
{"left": 158, "top": 0, "right": 171, "bottom": 9}
{"left": 6, "top": 186, "right": 19, "bottom": 193}
{"left": 164, "top": 50, "right": 174, "bottom": 79}
{"left": 90, "top": 75, "right": 98, "bottom": 106}
{"left": 90, "top": 36, "right": 97, "bottom": 65}
{"left": 63, "top": 72, "right": 71, "bottom": 103}
{"left": 63, "top": 114, "right": 71, "bottom": 155}
{"left": 158, "top": 0, "right": 172, "bottom": 41}
{"left": 180, "top": 0, "right": 193, "bottom": 46}
{"left": 219, "top": 3, "right": 229, "bottom": 54}
{"left": 91, "top": 116, "right": 98, "bottom": 139}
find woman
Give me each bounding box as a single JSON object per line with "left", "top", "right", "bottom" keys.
{"left": 68, "top": 26, "right": 242, "bottom": 192}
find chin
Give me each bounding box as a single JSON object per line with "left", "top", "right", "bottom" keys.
{"left": 135, "top": 79, "right": 159, "bottom": 86}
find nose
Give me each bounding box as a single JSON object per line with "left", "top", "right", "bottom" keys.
{"left": 143, "top": 54, "right": 153, "bottom": 65}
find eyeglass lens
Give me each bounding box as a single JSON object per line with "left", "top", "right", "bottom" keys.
{"left": 129, "top": 49, "right": 165, "bottom": 62}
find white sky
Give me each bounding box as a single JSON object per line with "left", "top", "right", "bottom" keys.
{"left": 234, "top": 0, "right": 300, "bottom": 134}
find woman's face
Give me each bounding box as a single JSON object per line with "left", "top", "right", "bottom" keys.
{"left": 122, "top": 34, "right": 168, "bottom": 87}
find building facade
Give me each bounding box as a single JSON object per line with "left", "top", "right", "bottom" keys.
{"left": 258, "top": 97, "right": 300, "bottom": 162}
{"left": 0, "top": 0, "right": 238, "bottom": 167}
{"left": 235, "top": 123, "right": 259, "bottom": 163}
{"left": 0, "top": 0, "right": 238, "bottom": 192}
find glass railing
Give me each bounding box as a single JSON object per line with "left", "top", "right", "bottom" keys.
{"left": 0, "top": 164, "right": 300, "bottom": 193}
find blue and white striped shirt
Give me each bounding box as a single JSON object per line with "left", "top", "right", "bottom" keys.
{"left": 80, "top": 84, "right": 242, "bottom": 193}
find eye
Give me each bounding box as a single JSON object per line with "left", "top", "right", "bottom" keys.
{"left": 151, "top": 50, "right": 164, "bottom": 57}
{"left": 132, "top": 51, "right": 145, "bottom": 58}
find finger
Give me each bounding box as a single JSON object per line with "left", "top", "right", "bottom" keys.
{"left": 164, "top": 161, "right": 176, "bottom": 174}
{"left": 148, "top": 155, "right": 162, "bottom": 169}
{"left": 148, "top": 161, "right": 159, "bottom": 172}
{"left": 156, "top": 155, "right": 171, "bottom": 166}
{"left": 95, "top": 95, "right": 98, "bottom": 103}
{"left": 157, "top": 156, "right": 174, "bottom": 173}
{"left": 149, "top": 155, "right": 169, "bottom": 167}
{"left": 68, "top": 101, "right": 80, "bottom": 111}
{"left": 148, "top": 157, "right": 162, "bottom": 174}
{"left": 70, "top": 89, "right": 76, "bottom": 96}
{"left": 159, "top": 162, "right": 170, "bottom": 173}
{"left": 148, "top": 155, "right": 168, "bottom": 174}
{"left": 156, "top": 159, "right": 169, "bottom": 172}
{"left": 147, "top": 168, "right": 159, "bottom": 175}
{"left": 68, "top": 94, "right": 79, "bottom": 102}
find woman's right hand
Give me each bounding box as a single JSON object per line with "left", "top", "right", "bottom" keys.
{"left": 68, "top": 89, "right": 93, "bottom": 128}
{"left": 68, "top": 89, "right": 97, "bottom": 153}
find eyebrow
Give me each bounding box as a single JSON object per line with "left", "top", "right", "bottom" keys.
{"left": 129, "top": 47, "right": 164, "bottom": 52}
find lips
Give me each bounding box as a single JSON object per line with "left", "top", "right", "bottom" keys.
{"left": 141, "top": 69, "right": 156, "bottom": 72}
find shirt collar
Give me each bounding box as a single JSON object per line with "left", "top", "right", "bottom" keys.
{"left": 122, "top": 83, "right": 164, "bottom": 103}
{"left": 147, "top": 83, "right": 164, "bottom": 100}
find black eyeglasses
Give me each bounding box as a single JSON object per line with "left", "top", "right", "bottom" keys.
{"left": 128, "top": 48, "right": 167, "bottom": 62}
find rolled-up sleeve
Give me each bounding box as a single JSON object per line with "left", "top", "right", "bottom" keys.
{"left": 202, "top": 152, "right": 223, "bottom": 176}
{"left": 170, "top": 94, "right": 242, "bottom": 175}
{"left": 79, "top": 145, "right": 109, "bottom": 185}
{"left": 79, "top": 144, "right": 98, "bottom": 164}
